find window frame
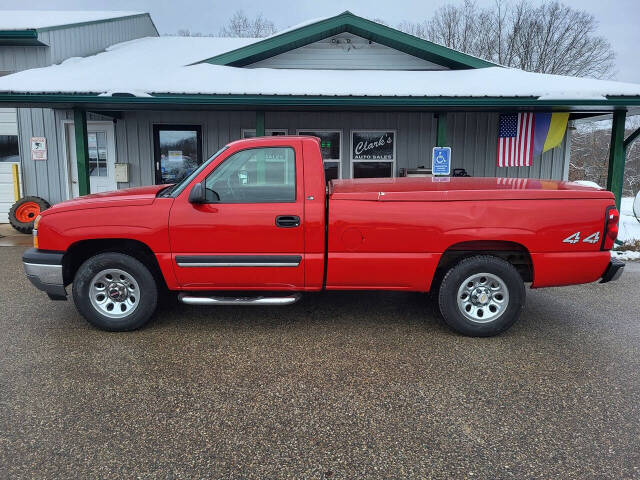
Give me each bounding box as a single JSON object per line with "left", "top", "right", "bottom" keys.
{"left": 153, "top": 124, "right": 203, "bottom": 185}
{"left": 350, "top": 129, "right": 397, "bottom": 179}
{"left": 296, "top": 129, "right": 342, "bottom": 180}
{"left": 202, "top": 146, "right": 297, "bottom": 204}
{"left": 241, "top": 128, "right": 288, "bottom": 138}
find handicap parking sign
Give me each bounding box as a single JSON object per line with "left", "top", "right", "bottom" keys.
{"left": 432, "top": 147, "right": 451, "bottom": 176}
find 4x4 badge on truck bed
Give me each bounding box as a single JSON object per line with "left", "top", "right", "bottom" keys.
{"left": 563, "top": 232, "right": 600, "bottom": 244}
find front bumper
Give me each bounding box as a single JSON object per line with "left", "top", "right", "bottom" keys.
{"left": 600, "top": 258, "right": 625, "bottom": 283}
{"left": 22, "top": 248, "right": 67, "bottom": 299}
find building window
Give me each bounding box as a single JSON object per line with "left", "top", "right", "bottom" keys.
{"left": 88, "top": 132, "right": 108, "bottom": 176}
{"left": 204, "top": 147, "right": 296, "bottom": 203}
{"left": 297, "top": 129, "right": 342, "bottom": 182}
{"left": 351, "top": 130, "right": 396, "bottom": 178}
{"left": 0, "top": 135, "right": 19, "bottom": 162}
{"left": 153, "top": 125, "right": 202, "bottom": 185}
{"left": 242, "top": 129, "right": 288, "bottom": 138}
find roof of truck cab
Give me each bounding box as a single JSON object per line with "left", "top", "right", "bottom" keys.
{"left": 329, "top": 177, "right": 615, "bottom": 202}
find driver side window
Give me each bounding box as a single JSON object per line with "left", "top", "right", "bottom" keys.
{"left": 204, "top": 147, "right": 296, "bottom": 203}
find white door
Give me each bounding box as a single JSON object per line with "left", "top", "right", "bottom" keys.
{"left": 67, "top": 122, "right": 117, "bottom": 197}
{"left": 0, "top": 108, "right": 20, "bottom": 222}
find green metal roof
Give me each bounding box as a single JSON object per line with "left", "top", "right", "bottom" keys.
{"left": 0, "top": 30, "right": 46, "bottom": 46}
{"left": 0, "top": 93, "right": 638, "bottom": 110}
{"left": 199, "top": 11, "right": 497, "bottom": 70}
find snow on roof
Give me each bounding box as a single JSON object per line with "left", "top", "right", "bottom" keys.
{"left": 0, "top": 11, "right": 146, "bottom": 31}
{"left": 0, "top": 35, "right": 639, "bottom": 100}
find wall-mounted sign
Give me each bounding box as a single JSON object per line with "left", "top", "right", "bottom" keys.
{"left": 432, "top": 147, "right": 451, "bottom": 176}
{"left": 30, "top": 137, "right": 47, "bottom": 161}
{"left": 351, "top": 131, "right": 395, "bottom": 160}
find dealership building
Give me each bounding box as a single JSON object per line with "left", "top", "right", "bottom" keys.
{"left": 1, "top": 10, "right": 640, "bottom": 222}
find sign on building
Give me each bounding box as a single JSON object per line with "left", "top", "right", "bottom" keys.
{"left": 30, "top": 137, "right": 47, "bottom": 161}
{"left": 432, "top": 147, "right": 451, "bottom": 176}
{"left": 351, "top": 131, "right": 395, "bottom": 160}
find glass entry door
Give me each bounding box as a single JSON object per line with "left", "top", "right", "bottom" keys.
{"left": 153, "top": 125, "right": 202, "bottom": 185}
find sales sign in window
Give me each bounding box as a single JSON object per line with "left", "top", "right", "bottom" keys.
{"left": 351, "top": 130, "right": 396, "bottom": 178}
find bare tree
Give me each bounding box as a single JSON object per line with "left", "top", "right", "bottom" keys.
{"left": 219, "top": 10, "right": 277, "bottom": 38}
{"left": 398, "top": 0, "right": 615, "bottom": 78}
{"left": 570, "top": 117, "right": 640, "bottom": 196}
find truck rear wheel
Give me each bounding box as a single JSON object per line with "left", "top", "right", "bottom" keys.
{"left": 438, "top": 255, "right": 525, "bottom": 337}
{"left": 72, "top": 252, "right": 158, "bottom": 331}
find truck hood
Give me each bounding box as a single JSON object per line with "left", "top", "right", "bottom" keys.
{"left": 42, "top": 185, "right": 170, "bottom": 215}
{"left": 330, "top": 177, "right": 615, "bottom": 202}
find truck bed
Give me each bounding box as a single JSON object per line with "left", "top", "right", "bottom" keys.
{"left": 329, "top": 177, "right": 613, "bottom": 202}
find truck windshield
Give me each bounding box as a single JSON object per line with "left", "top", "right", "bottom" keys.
{"left": 159, "top": 146, "right": 228, "bottom": 198}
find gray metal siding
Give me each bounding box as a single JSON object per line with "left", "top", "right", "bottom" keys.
{"left": 17, "top": 109, "right": 570, "bottom": 204}
{"left": 249, "top": 33, "right": 448, "bottom": 70}
{"left": 0, "top": 14, "right": 157, "bottom": 75}
{"left": 16, "top": 108, "right": 68, "bottom": 204}
{"left": 113, "top": 110, "right": 254, "bottom": 189}
{"left": 0, "top": 46, "right": 50, "bottom": 73}
{"left": 447, "top": 112, "right": 570, "bottom": 180}
{"left": 37, "top": 15, "right": 158, "bottom": 65}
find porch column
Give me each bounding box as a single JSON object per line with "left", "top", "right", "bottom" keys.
{"left": 435, "top": 112, "right": 448, "bottom": 147}
{"left": 256, "top": 110, "right": 265, "bottom": 136}
{"left": 73, "top": 108, "right": 90, "bottom": 196}
{"left": 606, "top": 110, "right": 627, "bottom": 210}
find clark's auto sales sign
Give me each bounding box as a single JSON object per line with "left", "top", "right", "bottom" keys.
{"left": 352, "top": 131, "right": 395, "bottom": 160}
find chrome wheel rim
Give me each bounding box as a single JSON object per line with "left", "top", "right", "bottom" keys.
{"left": 457, "top": 272, "right": 509, "bottom": 323}
{"left": 89, "top": 268, "right": 140, "bottom": 319}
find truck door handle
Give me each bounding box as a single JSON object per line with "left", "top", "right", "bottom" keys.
{"left": 275, "top": 215, "right": 300, "bottom": 228}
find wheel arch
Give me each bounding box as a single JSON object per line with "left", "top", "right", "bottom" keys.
{"left": 62, "top": 238, "right": 167, "bottom": 290}
{"left": 433, "top": 240, "right": 533, "bottom": 290}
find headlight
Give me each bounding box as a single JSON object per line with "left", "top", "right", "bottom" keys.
{"left": 33, "top": 215, "right": 41, "bottom": 230}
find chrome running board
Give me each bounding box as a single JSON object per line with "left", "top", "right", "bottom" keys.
{"left": 178, "top": 293, "right": 302, "bottom": 306}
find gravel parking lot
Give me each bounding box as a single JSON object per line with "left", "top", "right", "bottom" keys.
{"left": 1, "top": 245, "right": 639, "bottom": 479}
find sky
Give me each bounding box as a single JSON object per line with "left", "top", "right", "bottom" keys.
{"left": 1, "top": 0, "right": 638, "bottom": 83}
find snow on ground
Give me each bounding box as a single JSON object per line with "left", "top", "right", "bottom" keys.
{"left": 0, "top": 36, "right": 640, "bottom": 98}
{"left": 0, "top": 11, "right": 145, "bottom": 30}
{"left": 619, "top": 197, "right": 640, "bottom": 243}
{"left": 612, "top": 251, "right": 640, "bottom": 261}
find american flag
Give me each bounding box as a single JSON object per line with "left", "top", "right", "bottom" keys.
{"left": 496, "top": 177, "right": 529, "bottom": 189}
{"left": 497, "top": 113, "right": 534, "bottom": 167}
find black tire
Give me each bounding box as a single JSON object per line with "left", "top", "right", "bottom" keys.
{"left": 438, "top": 255, "right": 525, "bottom": 337}
{"left": 72, "top": 252, "right": 158, "bottom": 331}
{"left": 9, "top": 196, "right": 50, "bottom": 234}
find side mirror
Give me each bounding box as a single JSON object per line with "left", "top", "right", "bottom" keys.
{"left": 188, "top": 182, "right": 205, "bottom": 204}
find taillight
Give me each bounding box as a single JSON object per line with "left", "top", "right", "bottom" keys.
{"left": 602, "top": 207, "right": 619, "bottom": 250}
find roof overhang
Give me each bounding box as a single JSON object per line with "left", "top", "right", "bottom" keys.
{"left": 199, "top": 11, "right": 496, "bottom": 70}
{"left": 1, "top": 93, "right": 639, "bottom": 114}
{"left": 0, "top": 30, "right": 47, "bottom": 46}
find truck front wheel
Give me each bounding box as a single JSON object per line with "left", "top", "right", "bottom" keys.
{"left": 438, "top": 255, "right": 525, "bottom": 337}
{"left": 72, "top": 252, "right": 158, "bottom": 331}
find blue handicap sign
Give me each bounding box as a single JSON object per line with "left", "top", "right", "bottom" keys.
{"left": 432, "top": 147, "right": 451, "bottom": 176}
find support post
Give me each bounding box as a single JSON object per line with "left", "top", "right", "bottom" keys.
{"left": 436, "top": 112, "right": 448, "bottom": 147}
{"left": 606, "top": 110, "right": 626, "bottom": 210}
{"left": 11, "top": 163, "right": 20, "bottom": 201}
{"left": 255, "top": 111, "right": 266, "bottom": 183}
{"left": 73, "top": 108, "right": 90, "bottom": 196}
{"left": 255, "top": 110, "right": 265, "bottom": 137}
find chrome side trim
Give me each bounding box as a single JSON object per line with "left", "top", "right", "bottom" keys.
{"left": 178, "top": 294, "right": 302, "bottom": 306}
{"left": 177, "top": 262, "right": 300, "bottom": 268}
{"left": 23, "top": 262, "right": 63, "bottom": 285}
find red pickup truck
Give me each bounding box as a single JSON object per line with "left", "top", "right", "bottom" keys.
{"left": 23, "top": 136, "right": 624, "bottom": 336}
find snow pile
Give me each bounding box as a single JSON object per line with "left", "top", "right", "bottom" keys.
{"left": 0, "top": 36, "right": 639, "bottom": 98}
{"left": 611, "top": 251, "right": 640, "bottom": 261}
{"left": 618, "top": 197, "right": 640, "bottom": 243}
{"left": 0, "top": 11, "right": 145, "bottom": 30}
